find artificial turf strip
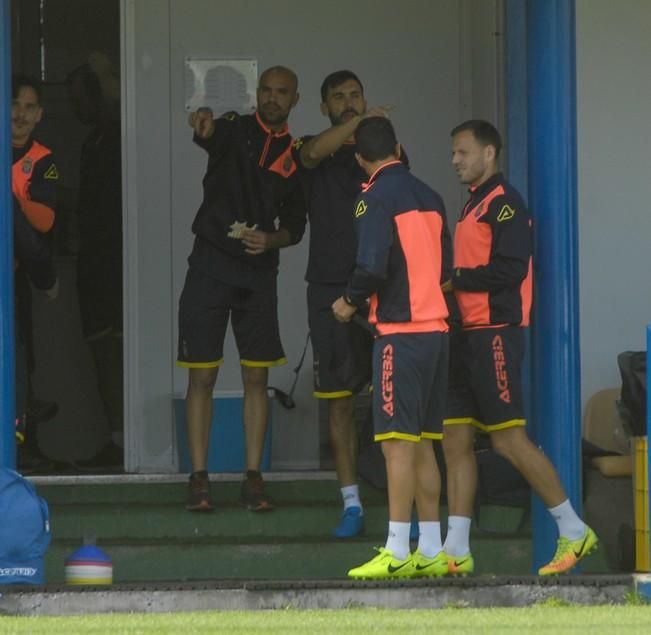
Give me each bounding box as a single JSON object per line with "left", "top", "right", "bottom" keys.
{"left": 1, "top": 606, "right": 650, "bottom": 635}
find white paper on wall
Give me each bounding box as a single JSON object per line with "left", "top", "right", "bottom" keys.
{"left": 184, "top": 58, "right": 257, "bottom": 115}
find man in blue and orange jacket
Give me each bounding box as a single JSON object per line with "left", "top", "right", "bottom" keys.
{"left": 441, "top": 119, "right": 597, "bottom": 576}
{"left": 333, "top": 116, "right": 452, "bottom": 580}
{"left": 11, "top": 75, "right": 59, "bottom": 461}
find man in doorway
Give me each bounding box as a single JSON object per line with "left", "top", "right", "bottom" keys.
{"left": 441, "top": 119, "right": 597, "bottom": 576}
{"left": 67, "top": 55, "right": 124, "bottom": 469}
{"left": 295, "top": 70, "right": 390, "bottom": 537}
{"left": 334, "top": 117, "right": 451, "bottom": 579}
{"left": 12, "top": 74, "right": 60, "bottom": 471}
{"left": 178, "top": 66, "right": 306, "bottom": 512}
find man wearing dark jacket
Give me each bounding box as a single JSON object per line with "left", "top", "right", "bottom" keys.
{"left": 295, "top": 70, "right": 390, "bottom": 538}
{"left": 441, "top": 119, "right": 597, "bottom": 576}
{"left": 13, "top": 194, "right": 57, "bottom": 451}
{"left": 177, "top": 66, "right": 306, "bottom": 512}
{"left": 334, "top": 117, "right": 451, "bottom": 579}
{"left": 11, "top": 74, "right": 59, "bottom": 467}
{"left": 67, "top": 57, "right": 124, "bottom": 469}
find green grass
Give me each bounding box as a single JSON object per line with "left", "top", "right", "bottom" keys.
{"left": 1, "top": 606, "right": 651, "bottom": 635}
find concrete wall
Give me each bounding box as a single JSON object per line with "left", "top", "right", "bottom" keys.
{"left": 576, "top": 0, "right": 651, "bottom": 406}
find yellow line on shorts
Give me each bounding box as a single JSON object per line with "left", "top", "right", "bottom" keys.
{"left": 422, "top": 432, "right": 443, "bottom": 440}
{"left": 176, "top": 359, "right": 224, "bottom": 369}
{"left": 375, "top": 431, "right": 421, "bottom": 442}
{"left": 313, "top": 390, "right": 353, "bottom": 399}
{"left": 240, "top": 357, "right": 287, "bottom": 368}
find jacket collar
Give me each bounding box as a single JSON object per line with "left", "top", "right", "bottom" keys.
{"left": 468, "top": 172, "right": 504, "bottom": 198}
{"left": 255, "top": 111, "right": 289, "bottom": 137}
{"left": 362, "top": 160, "right": 404, "bottom": 191}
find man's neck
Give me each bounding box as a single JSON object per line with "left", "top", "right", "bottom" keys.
{"left": 470, "top": 167, "right": 499, "bottom": 189}
{"left": 12, "top": 136, "right": 29, "bottom": 148}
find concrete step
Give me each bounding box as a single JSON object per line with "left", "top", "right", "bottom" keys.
{"left": 48, "top": 502, "right": 532, "bottom": 542}
{"left": 47, "top": 536, "right": 538, "bottom": 583}
{"left": 35, "top": 477, "right": 387, "bottom": 506}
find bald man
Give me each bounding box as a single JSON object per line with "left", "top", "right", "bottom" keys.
{"left": 177, "top": 66, "right": 306, "bottom": 513}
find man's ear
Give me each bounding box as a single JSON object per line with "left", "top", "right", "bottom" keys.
{"left": 395, "top": 142, "right": 401, "bottom": 159}
{"left": 320, "top": 102, "right": 329, "bottom": 117}
{"left": 291, "top": 92, "right": 300, "bottom": 109}
{"left": 35, "top": 106, "right": 43, "bottom": 124}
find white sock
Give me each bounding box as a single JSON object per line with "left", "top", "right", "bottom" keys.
{"left": 548, "top": 499, "right": 585, "bottom": 540}
{"left": 443, "top": 516, "right": 472, "bottom": 557}
{"left": 417, "top": 521, "right": 442, "bottom": 558}
{"left": 340, "top": 485, "right": 362, "bottom": 512}
{"left": 385, "top": 521, "right": 411, "bottom": 560}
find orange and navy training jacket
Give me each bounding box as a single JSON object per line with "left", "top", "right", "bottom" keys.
{"left": 452, "top": 172, "right": 532, "bottom": 329}
{"left": 344, "top": 161, "right": 451, "bottom": 336}
{"left": 12, "top": 138, "right": 58, "bottom": 233}
{"left": 191, "top": 111, "right": 306, "bottom": 271}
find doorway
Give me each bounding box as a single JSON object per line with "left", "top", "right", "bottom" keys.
{"left": 11, "top": 0, "right": 123, "bottom": 474}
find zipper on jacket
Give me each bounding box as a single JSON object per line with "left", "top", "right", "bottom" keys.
{"left": 259, "top": 133, "right": 272, "bottom": 167}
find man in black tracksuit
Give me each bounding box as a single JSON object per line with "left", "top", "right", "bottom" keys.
{"left": 12, "top": 74, "right": 59, "bottom": 468}
{"left": 294, "top": 70, "right": 392, "bottom": 538}
{"left": 177, "top": 66, "right": 306, "bottom": 512}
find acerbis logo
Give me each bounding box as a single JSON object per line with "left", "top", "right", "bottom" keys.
{"left": 497, "top": 204, "right": 515, "bottom": 222}
{"left": 491, "top": 335, "right": 511, "bottom": 403}
{"left": 382, "top": 344, "right": 394, "bottom": 417}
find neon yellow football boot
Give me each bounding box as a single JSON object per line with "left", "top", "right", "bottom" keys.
{"left": 347, "top": 547, "right": 414, "bottom": 580}
{"left": 410, "top": 549, "right": 448, "bottom": 578}
{"left": 446, "top": 552, "right": 475, "bottom": 576}
{"left": 538, "top": 526, "right": 598, "bottom": 576}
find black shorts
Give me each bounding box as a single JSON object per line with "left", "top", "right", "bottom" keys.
{"left": 308, "top": 282, "right": 355, "bottom": 398}
{"left": 444, "top": 326, "right": 525, "bottom": 432}
{"left": 372, "top": 331, "right": 448, "bottom": 442}
{"left": 177, "top": 267, "right": 286, "bottom": 368}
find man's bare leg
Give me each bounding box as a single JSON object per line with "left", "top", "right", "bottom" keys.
{"left": 186, "top": 366, "right": 219, "bottom": 471}
{"left": 240, "top": 365, "right": 274, "bottom": 511}
{"left": 329, "top": 395, "right": 357, "bottom": 487}
{"left": 442, "top": 424, "right": 476, "bottom": 564}
{"left": 185, "top": 366, "right": 219, "bottom": 511}
{"left": 491, "top": 426, "right": 594, "bottom": 573}
{"left": 241, "top": 365, "right": 269, "bottom": 471}
{"left": 329, "top": 395, "right": 365, "bottom": 536}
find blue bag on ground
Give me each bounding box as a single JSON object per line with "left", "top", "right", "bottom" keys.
{"left": 0, "top": 467, "right": 51, "bottom": 584}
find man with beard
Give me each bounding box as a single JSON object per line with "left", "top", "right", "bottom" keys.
{"left": 178, "top": 66, "right": 306, "bottom": 512}
{"left": 11, "top": 74, "right": 60, "bottom": 470}
{"left": 295, "top": 71, "right": 391, "bottom": 537}
{"left": 441, "top": 119, "right": 597, "bottom": 575}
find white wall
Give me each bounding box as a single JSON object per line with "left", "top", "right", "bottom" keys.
{"left": 576, "top": 0, "right": 651, "bottom": 405}
{"left": 124, "top": 0, "right": 501, "bottom": 471}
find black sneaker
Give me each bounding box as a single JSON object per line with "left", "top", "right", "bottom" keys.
{"left": 240, "top": 470, "right": 274, "bottom": 512}
{"left": 187, "top": 470, "right": 215, "bottom": 512}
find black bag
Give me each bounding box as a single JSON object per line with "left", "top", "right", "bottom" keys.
{"left": 617, "top": 351, "right": 647, "bottom": 436}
